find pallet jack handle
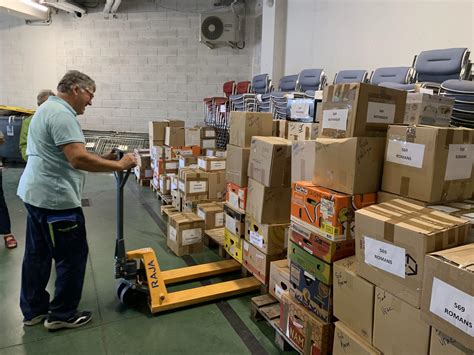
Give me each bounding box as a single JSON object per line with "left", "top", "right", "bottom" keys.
{"left": 113, "top": 149, "right": 135, "bottom": 279}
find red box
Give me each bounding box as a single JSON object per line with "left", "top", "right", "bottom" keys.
{"left": 226, "top": 182, "right": 247, "bottom": 213}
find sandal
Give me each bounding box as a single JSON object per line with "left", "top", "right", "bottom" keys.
{"left": 4, "top": 234, "right": 17, "bottom": 249}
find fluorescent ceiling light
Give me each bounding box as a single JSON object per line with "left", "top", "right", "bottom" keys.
{"left": 20, "top": 0, "right": 48, "bottom": 12}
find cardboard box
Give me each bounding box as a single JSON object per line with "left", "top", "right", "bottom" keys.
{"left": 381, "top": 125, "right": 474, "bottom": 203}
{"left": 373, "top": 287, "right": 431, "bottom": 355}
{"left": 150, "top": 145, "right": 166, "bottom": 161}
{"left": 289, "top": 222, "right": 355, "bottom": 264}
{"left": 149, "top": 139, "right": 164, "bottom": 152}
{"left": 226, "top": 144, "right": 250, "bottom": 187}
{"left": 429, "top": 328, "right": 473, "bottom": 355}
{"left": 319, "top": 83, "right": 406, "bottom": 138}
{"left": 245, "top": 215, "right": 288, "bottom": 255}
{"left": 185, "top": 127, "right": 201, "bottom": 147}
{"left": 404, "top": 92, "right": 454, "bottom": 127}
{"left": 226, "top": 182, "right": 247, "bottom": 213}
{"left": 165, "top": 127, "right": 185, "bottom": 147}
{"left": 198, "top": 156, "right": 226, "bottom": 172}
{"left": 355, "top": 198, "right": 469, "bottom": 308}
{"left": 428, "top": 200, "right": 474, "bottom": 243}
{"left": 165, "top": 146, "right": 201, "bottom": 160}
{"left": 171, "top": 189, "right": 183, "bottom": 211}
{"left": 224, "top": 228, "right": 243, "bottom": 263}
{"left": 291, "top": 140, "right": 317, "bottom": 183}
{"left": 287, "top": 122, "right": 319, "bottom": 141}
{"left": 248, "top": 136, "right": 292, "bottom": 187}
{"left": 224, "top": 203, "right": 245, "bottom": 238}
{"left": 203, "top": 170, "right": 226, "bottom": 201}
{"left": 136, "top": 153, "right": 151, "bottom": 169}
{"left": 167, "top": 212, "right": 205, "bottom": 256}
{"left": 159, "top": 174, "right": 173, "bottom": 194}
{"left": 243, "top": 240, "right": 284, "bottom": 284}
{"left": 272, "top": 119, "right": 279, "bottom": 137}
{"left": 229, "top": 111, "right": 273, "bottom": 147}
{"left": 291, "top": 181, "right": 377, "bottom": 241}
{"left": 149, "top": 121, "right": 168, "bottom": 141}
{"left": 312, "top": 137, "right": 386, "bottom": 195}
{"left": 247, "top": 178, "right": 291, "bottom": 224}
{"left": 157, "top": 159, "right": 179, "bottom": 175}
{"left": 134, "top": 166, "right": 152, "bottom": 180}
{"left": 421, "top": 244, "right": 474, "bottom": 349}
{"left": 278, "top": 119, "right": 289, "bottom": 139}
{"left": 290, "top": 260, "right": 333, "bottom": 323}
{"left": 205, "top": 148, "right": 226, "bottom": 157}
{"left": 269, "top": 259, "right": 291, "bottom": 300}
{"left": 288, "top": 241, "right": 332, "bottom": 285}
{"left": 333, "top": 256, "right": 375, "bottom": 344}
{"left": 197, "top": 202, "right": 224, "bottom": 229}
{"left": 376, "top": 191, "right": 429, "bottom": 206}
{"left": 166, "top": 119, "right": 185, "bottom": 127}
{"left": 280, "top": 293, "right": 334, "bottom": 355}
{"left": 200, "top": 138, "right": 216, "bottom": 149}
{"left": 333, "top": 321, "right": 381, "bottom": 355}
{"left": 200, "top": 126, "right": 216, "bottom": 138}
{"left": 178, "top": 169, "right": 208, "bottom": 198}
{"left": 178, "top": 155, "right": 198, "bottom": 169}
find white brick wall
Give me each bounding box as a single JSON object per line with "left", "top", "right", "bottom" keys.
{"left": 0, "top": 0, "right": 261, "bottom": 132}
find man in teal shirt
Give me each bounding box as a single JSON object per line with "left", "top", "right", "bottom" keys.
{"left": 17, "top": 70, "right": 136, "bottom": 330}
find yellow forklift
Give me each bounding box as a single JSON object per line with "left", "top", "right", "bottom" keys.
{"left": 113, "top": 151, "right": 260, "bottom": 313}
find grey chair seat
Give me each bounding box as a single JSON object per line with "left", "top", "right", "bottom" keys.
{"left": 441, "top": 79, "right": 474, "bottom": 94}
{"left": 453, "top": 106, "right": 474, "bottom": 114}
{"left": 378, "top": 82, "right": 416, "bottom": 91}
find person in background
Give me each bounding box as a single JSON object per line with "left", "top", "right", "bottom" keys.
{"left": 19, "top": 89, "right": 55, "bottom": 161}
{"left": 17, "top": 70, "right": 137, "bottom": 330}
{"left": 0, "top": 131, "right": 17, "bottom": 249}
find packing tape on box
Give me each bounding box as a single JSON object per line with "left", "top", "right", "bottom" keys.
{"left": 400, "top": 176, "right": 410, "bottom": 196}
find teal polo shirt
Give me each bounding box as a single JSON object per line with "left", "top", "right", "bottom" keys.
{"left": 17, "top": 96, "right": 87, "bottom": 210}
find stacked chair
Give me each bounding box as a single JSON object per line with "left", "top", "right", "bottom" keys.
{"left": 294, "top": 68, "right": 326, "bottom": 98}
{"left": 268, "top": 74, "right": 298, "bottom": 119}
{"left": 440, "top": 79, "right": 474, "bottom": 128}
{"left": 203, "top": 80, "right": 235, "bottom": 126}
{"left": 370, "top": 66, "right": 415, "bottom": 90}
{"left": 229, "top": 74, "right": 271, "bottom": 112}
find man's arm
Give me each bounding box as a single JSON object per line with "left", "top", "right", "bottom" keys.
{"left": 61, "top": 142, "right": 136, "bottom": 172}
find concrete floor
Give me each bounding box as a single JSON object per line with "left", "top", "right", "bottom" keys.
{"left": 0, "top": 168, "right": 293, "bottom": 355}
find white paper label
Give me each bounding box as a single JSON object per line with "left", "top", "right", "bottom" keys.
{"left": 215, "top": 212, "right": 224, "bottom": 227}
{"left": 179, "top": 158, "right": 185, "bottom": 168}
{"left": 197, "top": 209, "right": 206, "bottom": 220}
{"left": 206, "top": 150, "right": 215, "bottom": 157}
{"left": 229, "top": 191, "right": 240, "bottom": 209}
{"left": 202, "top": 139, "right": 216, "bottom": 148}
{"left": 225, "top": 216, "right": 237, "bottom": 234}
{"left": 445, "top": 144, "right": 473, "bottom": 181}
{"left": 429, "top": 277, "right": 473, "bottom": 336}
{"left": 171, "top": 181, "right": 177, "bottom": 191}
{"left": 275, "top": 285, "right": 284, "bottom": 299}
{"left": 420, "top": 88, "right": 434, "bottom": 95}
{"left": 315, "top": 90, "right": 323, "bottom": 100}
{"left": 219, "top": 104, "right": 226, "bottom": 113}
{"left": 290, "top": 101, "right": 310, "bottom": 119}
{"left": 205, "top": 130, "right": 215, "bottom": 138}
{"left": 189, "top": 181, "right": 207, "bottom": 194}
{"left": 182, "top": 228, "right": 202, "bottom": 246}
{"left": 178, "top": 181, "right": 185, "bottom": 192}
{"left": 386, "top": 139, "right": 425, "bottom": 168}
{"left": 159, "top": 180, "right": 164, "bottom": 190}
{"left": 215, "top": 151, "right": 226, "bottom": 158}
{"left": 364, "top": 236, "right": 406, "bottom": 279}
{"left": 243, "top": 240, "right": 249, "bottom": 251}
{"left": 322, "top": 109, "right": 348, "bottom": 131}
{"left": 198, "top": 158, "right": 207, "bottom": 170}
{"left": 428, "top": 205, "right": 460, "bottom": 214}
{"left": 210, "top": 160, "right": 226, "bottom": 170}
{"left": 249, "top": 231, "right": 264, "bottom": 249}
{"left": 165, "top": 162, "right": 178, "bottom": 170}
{"left": 180, "top": 150, "right": 192, "bottom": 156}
{"left": 169, "top": 226, "right": 177, "bottom": 242}
{"left": 366, "top": 102, "right": 396, "bottom": 123}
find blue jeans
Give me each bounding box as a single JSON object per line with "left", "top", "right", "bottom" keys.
{"left": 20, "top": 203, "right": 89, "bottom": 321}
{"left": 0, "top": 170, "right": 12, "bottom": 235}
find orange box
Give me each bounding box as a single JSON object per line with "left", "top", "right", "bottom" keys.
{"left": 225, "top": 182, "right": 247, "bottom": 212}
{"left": 164, "top": 146, "right": 201, "bottom": 160}
{"left": 291, "top": 181, "right": 376, "bottom": 241}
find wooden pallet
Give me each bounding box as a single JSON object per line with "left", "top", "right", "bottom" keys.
{"left": 203, "top": 227, "right": 228, "bottom": 258}
{"left": 150, "top": 181, "right": 159, "bottom": 194}
{"left": 157, "top": 190, "right": 173, "bottom": 205}
{"left": 135, "top": 175, "right": 151, "bottom": 187}
{"left": 250, "top": 294, "right": 302, "bottom": 354}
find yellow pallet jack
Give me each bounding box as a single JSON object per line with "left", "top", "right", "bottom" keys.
{"left": 113, "top": 152, "right": 260, "bottom": 313}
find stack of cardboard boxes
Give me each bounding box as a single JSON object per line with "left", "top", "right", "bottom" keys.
{"left": 133, "top": 148, "right": 153, "bottom": 182}
{"left": 223, "top": 112, "right": 274, "bottom": 264}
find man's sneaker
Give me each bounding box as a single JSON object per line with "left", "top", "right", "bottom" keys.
{"left": 23, "top": 314, "right": 48, "bottom": 326}
{"left": 44, "top": 311, "right": 92, "bottom": 330}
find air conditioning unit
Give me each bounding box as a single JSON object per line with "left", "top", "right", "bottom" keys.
{"left": 200, "top": 10, "right": 241, "bottom": 49}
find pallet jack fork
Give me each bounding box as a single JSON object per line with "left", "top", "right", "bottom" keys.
{"left": 113, "top": 151, "right": 260, "bottom": 313}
